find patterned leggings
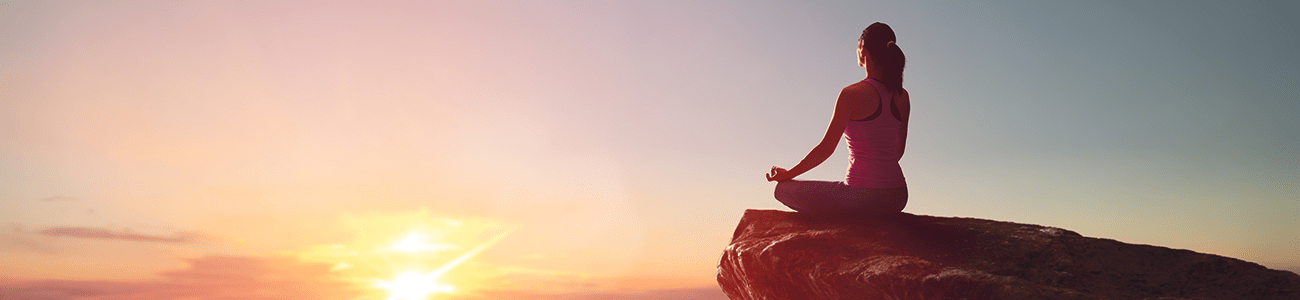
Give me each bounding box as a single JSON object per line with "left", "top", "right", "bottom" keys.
{"left": 774, "top": 180, "right": 907, "bottom": 216}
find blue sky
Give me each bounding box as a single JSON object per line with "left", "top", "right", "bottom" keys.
{"left": 717, "top": 0, "right": 1299, "bottom": 268}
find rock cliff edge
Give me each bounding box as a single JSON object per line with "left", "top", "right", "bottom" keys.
{"left": 716, "top": 209, "right": 1300, "bottom": 300}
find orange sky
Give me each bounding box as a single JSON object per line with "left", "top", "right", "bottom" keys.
{"left": 2, "top": 2, "right": 739, "bottom": 298}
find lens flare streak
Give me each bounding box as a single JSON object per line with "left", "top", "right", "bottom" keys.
{"left": 373, "top": 228, "right": 515, "bottom": 300}
{"left": 430, "top": 228, "right": 513, "bottom": 279}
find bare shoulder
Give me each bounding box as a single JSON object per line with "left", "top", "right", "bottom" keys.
{"left": 839, "top": 80, "right": 878, "bottom": 105}
{"left": 838, "top": 81, "right": 878, "bottom": 120}
{"left": 842, "top": 80, "right": 875, "bottom": 97}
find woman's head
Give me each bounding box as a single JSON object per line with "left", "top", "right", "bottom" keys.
{"left": 858, "top": 22, "right": 905, "bottom": 92}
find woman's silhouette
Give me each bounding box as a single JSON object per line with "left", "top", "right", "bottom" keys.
{"left": 765, "top": 22, "right": 910, "bottom": 216}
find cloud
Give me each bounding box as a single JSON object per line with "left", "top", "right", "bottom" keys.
{"left": 0, "top": 279, "right": 729, "bottom": 300}
{"left": 35, "top": 227, "right": 200, "bottom": 244}
{"left": 476, "top": 269, "right": 717, "bottom": 295}
{"left": 0, "top": 223, "right": 57, "bottom": 254}
{"left": 0, "top": 255, "right": 729, "bottom": 300}
{"left": 0, "top": 278, "right": 152, "bottom": 300}
{"left": 0, "top": 256, "right": 369, "bottom": 300}
{"left": 449, "top": 287, "right": 730, "bottom": 300}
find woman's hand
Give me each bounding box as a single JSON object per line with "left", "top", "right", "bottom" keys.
{"left": 766, "top": 166, "right": 793, "bottom": 182}
{"left": 764, "top": 84, "right": 862, "bottom": 184}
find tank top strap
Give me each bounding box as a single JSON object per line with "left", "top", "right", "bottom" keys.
{"left": 844, "top": 77, "right": 906, "bottom": 189}
{"left": 862, "top": 78, "right": 895, "bottom": 121}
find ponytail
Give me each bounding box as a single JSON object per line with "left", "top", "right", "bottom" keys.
{"left": 861, "top": 23, "right": 906, "bottom": 93}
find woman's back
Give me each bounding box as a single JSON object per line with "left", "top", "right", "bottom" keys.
{"left": 765, "top": 22, "right": 910, "bottom": 216}
{"left": 844, "top": 78, "right": 907, "bottom": 189}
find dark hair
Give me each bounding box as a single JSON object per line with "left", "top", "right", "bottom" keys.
{"left": 860, "top": 22, "right": 905, "bottom": 93}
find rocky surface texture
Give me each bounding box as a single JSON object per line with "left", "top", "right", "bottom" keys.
{"left": 717, "top": 209, "right": 1300, "bottom": 300}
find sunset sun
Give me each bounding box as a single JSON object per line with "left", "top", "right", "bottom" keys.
{"left": 371, "top": 227, "right": 513, "bottom": 300}
{"left": 375, "top": 271, "right": 454, "bottom": 300}
{"left": 290, "top": 210, "right": 516, "bottom": 300}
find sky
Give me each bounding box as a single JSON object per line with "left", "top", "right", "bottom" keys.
{"left": 1, "top": 0, "right": 1297, "bottom": 299}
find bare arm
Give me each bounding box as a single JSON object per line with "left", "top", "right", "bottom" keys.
{"left": 896, "top": 88, "right": 911, "bottom": 157}
{"left": 766, "top": 85, "right": 868, "bottom": 182}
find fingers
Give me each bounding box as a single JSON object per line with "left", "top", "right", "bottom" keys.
{"left": 766, "top": 166, "right": 786, "bottom": 182}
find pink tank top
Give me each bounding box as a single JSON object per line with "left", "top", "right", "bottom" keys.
{"left": 844, "top": 78, "right": 906, "bottom": 189}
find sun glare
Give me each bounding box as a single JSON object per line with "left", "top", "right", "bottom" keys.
{"left": 387, "top": 232, "right": 456, "bottom": 253}
{"left": 375, "top": 228, "right": 514, "bottom": 299}
{"left": 375, "top": 271, "right": 454, "bottom": 300}
{"left": 295, "top": 210, "right": 514, "bottom": 300}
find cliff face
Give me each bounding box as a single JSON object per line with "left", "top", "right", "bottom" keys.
{"left": 716, "top": 209, "right": 1300, "bottom": 300}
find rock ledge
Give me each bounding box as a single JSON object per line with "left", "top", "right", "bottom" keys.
{"left": 716, "top": 209, "right": 1300, "bottom": 300}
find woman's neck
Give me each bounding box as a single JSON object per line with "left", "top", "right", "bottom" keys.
{"left": 865, "top": 68, "right": 883, "bottom": 81}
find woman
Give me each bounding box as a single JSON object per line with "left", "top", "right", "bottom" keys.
{"left": 765, "top": 22, "right": 910, "bottom": 216}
